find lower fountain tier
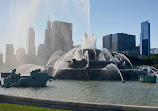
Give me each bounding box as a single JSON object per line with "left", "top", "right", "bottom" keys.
{"left": 68, "top": 59, "right": 115, "bottom": 69}
{"left": 53, "top": 69, "right": 146, "bottom": 80}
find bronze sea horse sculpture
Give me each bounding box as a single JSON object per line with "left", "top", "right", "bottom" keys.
{"left": 1, "top": 69, "right": 53, "bottom": 88}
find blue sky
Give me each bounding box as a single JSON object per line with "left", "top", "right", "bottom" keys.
{"left": 0, "top": 0, "right": 158, "bottom": 55}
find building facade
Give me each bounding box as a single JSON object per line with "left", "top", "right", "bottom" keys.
{"left": 5, "top": 44, "right": 15, "bottom": 69}
{"left": 103, "top": 33, "right": 136, "bottom": 52}
{"left": 37, "top": 43, "right": 49, "bottom": 65}
{"left": 0, "top": 53, "right": 3, "bottom": 68}
{"left": 52, "top": 21, "right": 73, "bottom": 53}
{"left": 103, "top": 34, "right": 112, "bottom": 51}
{"left": 45, "top": 19, "right": 53, "bottom": 54}
{"left": 16, "top": 48, "right": 25, "bottom": 66}
{"left": 28, "top": 27, "right": 36, "bottom": 55}
{"left": 37, "top": 20, "right": 73, "bottom": 65}
{"left": 140, "top": 21, "right": 150, "bottom": 56}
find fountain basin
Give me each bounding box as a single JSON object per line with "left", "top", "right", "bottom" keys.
{"left": 53, "top": 68, "right": 146, "bottom": 81}
{"left": 68, "top": 59, "right": 115, "bottom": 69}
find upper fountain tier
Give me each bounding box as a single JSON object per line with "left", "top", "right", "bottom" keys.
{"left": 82, "top": 33, "right": 97, "bottom": 49}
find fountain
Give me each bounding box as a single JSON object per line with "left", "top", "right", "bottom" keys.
{"left": 44, "top": 28, "right": 145, "bottom": 81}
{"left": 44, "top": 0, "right": 146, "bottom": 82}
{"left": 1, "top": 0, "right": 147, "bottom": 83}
{"left": 46, "top": 42, "right": 146, "bottom": 82}
{"left": 16, "top": 64, "right": 45, "bottom": 76}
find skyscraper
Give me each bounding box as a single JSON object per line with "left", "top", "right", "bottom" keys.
{"left": 5, "top": 44, "right": 15, "bottom": 68}
{"left": 16, "top": 48, "right": 25, "bottom": 66}
{"left": 103, "top": 34, "right": 112, "bottom": 51}
{"left": 28, "top": 27, "right": 36, "bottom": 55}
{"left": 140, "top": 21, "right": 150, "bottom": 56}
{"left": 37, "top": 43, "right": 49, "bottom": 65}
{"left": 103, "top": 33, "right": 136, "bottom": 52}
{"left": 45, "top": 20, "right": 73, "bottom": 54}
{"left": 0, "top": 53, "right": 3, "bottom": 68}
{"left": 37, "top": 20, "right": 73, "bottom": 65}
{"left": 44, "top": 19, "right": 53, "bottom": 54}
{"left": 52, "top": 21, "right": 73, "bottom": 53}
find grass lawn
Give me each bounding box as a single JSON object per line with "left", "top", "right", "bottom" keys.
{"left": 0, "top": 103, "right": 69, "bottom": 111}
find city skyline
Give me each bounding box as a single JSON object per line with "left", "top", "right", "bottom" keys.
{"left": 0, "top": 0, "right": 158, "bottom": 54}
{"left": 1, "top": 20, "right": 73, "bottom": 67}
{"left": 1, "top": 1, "right": 158, "bottom": 108}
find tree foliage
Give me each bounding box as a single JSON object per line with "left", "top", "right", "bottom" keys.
{"left": 126, "top": 54, "right": 158, "bottom": 68}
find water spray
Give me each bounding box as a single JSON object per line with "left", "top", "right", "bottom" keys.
{"left": 89, "top": 0, "right": 91, "bottom": 35}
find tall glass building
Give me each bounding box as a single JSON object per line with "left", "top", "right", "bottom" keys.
{"left": 103, "top": 33, "right": 136, "bottom": 52}
{"left": 140, "top": 21, "right": 150, "bottom": 56}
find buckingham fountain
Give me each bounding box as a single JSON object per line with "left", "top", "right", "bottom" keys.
{"left": 45, "top": 33, "right": 146, "bottom": 82}
{"left": 1, "top": 1, "right": 158, "bottom": 108}
{"left": 44, "top": 0, "right": 146, "bottom": 82}
{"left": 1, "top": 0, "right": 148, "bottom": 87}
{"left": 43, "top": 0, "right": 147, "bottom": 82}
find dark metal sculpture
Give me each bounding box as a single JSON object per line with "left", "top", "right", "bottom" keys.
{"left": 1, "top": 69, "right": 53, "bottom": 88}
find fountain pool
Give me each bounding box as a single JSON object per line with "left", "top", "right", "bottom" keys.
{"left": 1, "top": 80, "right": 158, "bottom": 107}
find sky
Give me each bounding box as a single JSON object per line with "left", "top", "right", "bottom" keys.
{"left": 0, "top": 0, "right": 158, "bottom": 55}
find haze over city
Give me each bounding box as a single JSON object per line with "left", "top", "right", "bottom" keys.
{"left": 1, "top": 0, "right": 158, "bottom": 110}
{"left": 0, "top": 0, "right": 158, "bottom": 54}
